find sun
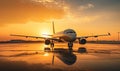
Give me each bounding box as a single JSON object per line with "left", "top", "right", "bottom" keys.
{"left": 40, "top": 29, "right": 52, "bottom": 38}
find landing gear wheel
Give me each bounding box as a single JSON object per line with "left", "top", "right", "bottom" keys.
{"left": 68, "top": 42, "right": 73, "bottom": 50}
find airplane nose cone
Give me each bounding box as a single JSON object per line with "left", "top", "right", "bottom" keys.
{"left": 64, "top": 29, "right": 77, "bottom": 42}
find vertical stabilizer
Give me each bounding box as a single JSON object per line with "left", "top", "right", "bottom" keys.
{"left": 52, "top": 21, "right": 55, "bottom": 34}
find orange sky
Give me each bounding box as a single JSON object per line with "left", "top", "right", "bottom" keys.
{"left": 0, "top": 0, "right": 120, "bottom": 41}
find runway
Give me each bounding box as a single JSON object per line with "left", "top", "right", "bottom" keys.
{"left": 0, "top": 43, "right": 120, "bottom": 71}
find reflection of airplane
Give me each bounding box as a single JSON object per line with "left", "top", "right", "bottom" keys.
{"left": 52, "top": 48, "right": 76, "bottom": 65}
{"left": 50, "top": 47, "right": 87, "bottom": 65}
{"left": 11, "top": 22, "right": 110, "bottom": 50}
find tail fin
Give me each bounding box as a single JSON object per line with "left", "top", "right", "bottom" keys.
{"left": 52, "top": 21, "right": 55, "bottom": 34}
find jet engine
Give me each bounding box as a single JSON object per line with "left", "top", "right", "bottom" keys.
{"left": 45, "top": 39, "right": 51, "bottom": 45}
{"left": 79, "top": 39, "right": 86, "bottom": 44}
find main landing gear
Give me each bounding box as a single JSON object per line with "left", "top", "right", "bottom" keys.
{"left": 68, "top": 42, "right": 73, "bottom": 50}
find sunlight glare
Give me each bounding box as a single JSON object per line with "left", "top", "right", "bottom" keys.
{"left": 43, "top": 52, "right": 49, "bottom": 56}
{"left": 44, "top": 44, "right": 49, "bottom": 47}
{"left": 41, "top": 30, "right": 52, "bottom": 38}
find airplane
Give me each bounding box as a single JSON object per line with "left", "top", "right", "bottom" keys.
{"left": 10, "top": 22, "right": 111, "bottom": 50}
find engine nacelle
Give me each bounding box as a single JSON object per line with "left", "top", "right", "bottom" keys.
{"left": 45, "top": 39, "right": 51, "bottom": 45}
{"left": 79, "top": 39, "right": 86, "bottom": 44}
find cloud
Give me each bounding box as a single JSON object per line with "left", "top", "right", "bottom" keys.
{"left": 0, "top": 0, "right": 119, "bottom": 27}
{"left": 0, "top": 0, "right": 65, "bottom": 24}
{"left": 33, "top": 0, "right": 55, "bottom": 2}
{"left": 78, "top": 3, "right": 94, "bottom": 11}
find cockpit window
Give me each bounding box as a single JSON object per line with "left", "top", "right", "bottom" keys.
{"left": 64, "top": 29, "right": 76, "bottom": 34}
{"left": 66, "top": 31, "right": 75, "bottom": 33}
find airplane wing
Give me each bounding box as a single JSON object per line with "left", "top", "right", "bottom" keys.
{"left": 77, "top": 33, "right": 111, "bottom": 39}
{"left": 10, "top": 34, "right": 61, "bottom": 41}
{"left": 10, "top": 34, "right": 51, "bottom": 39}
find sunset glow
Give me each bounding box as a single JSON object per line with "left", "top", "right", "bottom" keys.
{"left": 0, "top": 0, "right": 120, "bottom": 41}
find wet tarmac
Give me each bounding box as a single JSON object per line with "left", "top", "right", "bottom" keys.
{"left": 0, "top": 43, "right": 120, "bottom": 71}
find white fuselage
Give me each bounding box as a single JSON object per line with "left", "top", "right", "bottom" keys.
{"left": 53, "top": 29, "right": 77, "bottom": 42}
